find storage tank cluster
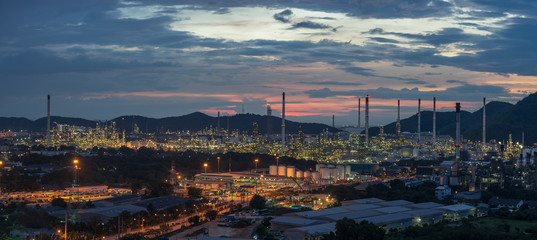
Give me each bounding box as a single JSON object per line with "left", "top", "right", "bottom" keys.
{"left": 268, "top": 165, "right": 320, "bottom": 182}
{"left": 316, "top": 164, "right": 351, "bottom": 181}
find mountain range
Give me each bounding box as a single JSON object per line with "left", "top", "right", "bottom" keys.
{"left": 370, "top": 92, "right": 537, "bottom": 144}
{"left": 2, "top": 92, "right": 537, "bottom": 143}
{"left": 0, "top": 112, "right": 338, "bottom": 135}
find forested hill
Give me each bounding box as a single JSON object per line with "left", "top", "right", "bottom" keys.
{"left": 0, "top": 112, "right": 338, "bottom": 135}
{"left": 370, "top": 92, "right": 537, "bottom": 144}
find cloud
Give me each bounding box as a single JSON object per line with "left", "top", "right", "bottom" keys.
{"left": 304, "top": 83, "right": 514, "bottom": 101}
{"left": 424, "top": 72, "right": 442, "bottom": 75}
{"left": 273, "top": 9, "right": 293, "bottom": 23}
{"left": 291, "top": 21, "right": 333, "bottom": 30}
{"left": 298, "top": 81, "right": 366, "bottom": 86}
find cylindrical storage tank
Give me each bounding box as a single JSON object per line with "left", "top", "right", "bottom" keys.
{"left": 287, "top": 166, "right": 296, "bottom": 178}
{"left": 312, "top": 171, "right": 321, "bottom": 182}
{"left": 304, "top": 171, "right": 312, "bottom": 178}
{"left": 337, "top": 165, "right": 345, "bottom": 180}
{"left": 320, "top": 167, "right": 331, "bottom": 179}
{"left": 296, "top": 170, "right": 304, "bottom": 178}
{"left": 345, "top": 165, "right": 351, "bottom": 176}
{"left": 331, "top": 168, "right": 339, "bottom": 180}
{"left": 316, "top": 164, "right": 325, "bottom": 172}
{"left": 278, "top": 165, "right": 287, "bottom": 176}
{"left": 269, "top": 165, "right": 278, "bottom": 175}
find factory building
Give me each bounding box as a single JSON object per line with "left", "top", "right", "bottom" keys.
{"left": 275, "top": 198, "right": 476, "bottom": 240}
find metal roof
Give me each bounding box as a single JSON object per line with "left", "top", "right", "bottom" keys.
{"left": 271, "top": 216, "right": 324, "bottom": 226}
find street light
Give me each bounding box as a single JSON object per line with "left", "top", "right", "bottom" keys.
{"left": 255, "top": 159, "right": 259, "bottom": 173}
{"left": 73, "top": 159, "right": 79, "bottom": 200}
{"left": 217, "top": 157, "right": 220, "bottom": 173}
{"left": 204, "top": 163, "right": 208, "bottom": 174}
{"left": 0, "top": 161, "right": 3, "bottom": 193}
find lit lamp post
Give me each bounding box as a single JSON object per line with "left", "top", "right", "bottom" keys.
{"left": 217, "top": 157, "right": 220, "bottom": 173}
{"left": 255, "top": 159, "right": 259, "bottom": 173}
{"left": 0, "top": 161, "right": 3, "bottom": 193}
{"left": 204, "top": 163, "right": 208, "bottom": 174}
{"left": 73, "top": 159, "right": 79, "bottom": 200}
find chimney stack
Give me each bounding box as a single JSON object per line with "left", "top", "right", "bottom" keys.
{"left": 396, "top": 99, "right": 401, "bottom": 138}
{"left": 483, "top": 98, "right": 486, "bottom": 145}
{"left": 456, "top": 102, "right": 461, "bottom": 161}
{"left": 365, "top": 95, "right": 369, "bottom": 146}
{"left": 433, "top": 97, "right": 436, "bottom": 144}
{"left": 47, "top": 94, "right": 51, "bottom": 148}
{"left": 282, "top": 92, "right": 286, "bottom": 155}
{"left": 217, "top": 111, "right": 221, "bottom": 134}
{"left": 358, "top": 98, "right": 361, "bottom": 141}
{"left": 267, "top": 104, "right": 272, "bottom": 137}
{"left": 418, "top": 98, "right": 421, "bottom": 145}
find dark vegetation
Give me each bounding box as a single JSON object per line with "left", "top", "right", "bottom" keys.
{"left": 320, "top": 180, "right": 438, "bottom": 203}
{"left": 5, "top": 148, "right": 316, "bottom": 192}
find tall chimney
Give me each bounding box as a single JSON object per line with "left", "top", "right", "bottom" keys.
{"left": 417, "top": 98, "right": 421, "bottom": 145}
{"left": 396, "top": 99, "right": 401, "bottom": 138}
{"left": 217, "top": 111, "right": 221, "bottom": 134}
{"left": 456, "top": 102, "right": 461, "bottom": 161}
{"left": 282, "top": 92, "right": 286, "bottom": 155}
{"left": 365, "top": 95, "right": 369, "bottom": 146}
{"left": 522, "top": 131, "right": 525, "bottom": 147}
{"left": 483, "top": 98, "right": 486, "bottom": 145}
{"left": 433, "top": 97, "right": 436, "bottom": 144}
{"left": 332, "top": 114, "right": 335, "bottom": 139}
{"left": 358, "top": 98, "right": 361, "bottom": 141}
{"left": 267, "top": 104, "right": 272, "bottom": 137}
{"left": 47, "top": 94, "right": 51, "bottom": 148}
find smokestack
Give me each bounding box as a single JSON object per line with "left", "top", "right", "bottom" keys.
{"left": 456, "top": 102, "right": 461, "bottom": 161}
{"left": 522, "top": 131, "right": 525, "bottom": 147}
{"left": 433, "top": 97, "right": 436, "bottom": 144}
{"left": 358, "top": 98, "right": 361, "bottom": 140}
{"left": 396, "top": 99, "right": 401, "bottom": 138}
{"left": 242, "top": 104, "right": 244, "bottom": 114}
{"left": 332, "top": 114, "right": 335, "bottom": 139}
{"left": 483, "top": 98, "right": 486, "bottom": 145}
{"left": 47, "top": 94, "right": 51, "bottom": 148}
{"left": 282, "top": 92, "right": 286, "bottom": 155}
{"left": 418, "top": 98, "right": 421, "bottom": 145}
{"left": 217, "top": 111, "right": 221, "bottom": 134}
{"left": 267, "top": 104, "right": 272, "bottom": 137}
{"left": 365, "top": 95, "right": 369, "bottom": 146}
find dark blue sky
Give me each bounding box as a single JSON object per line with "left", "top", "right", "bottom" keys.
{"left": 1, "top": 0, "right": 536, "bottom": 126}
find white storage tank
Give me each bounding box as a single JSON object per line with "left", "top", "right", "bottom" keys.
{"left": 345, "top": 165, "right": 351, "bottom": 176}
{"left": 278, "top": 165, "right": 287, "bottom": 176}
{"left": 287, "top": 166, "right": 296, "bottom": 178}
{"left": 315, "top": 164, "right": 325, "bottom": 172}
{"left": 336, "top": 165, "right": 345, "bottom": 180}
{"left": 269, "top": 165, "right": 278, "bottom": 175}
{"left": 296, "top": 170, "right": 304, "bottom": 178}
{"left": 320, "top": 167, "right": 331, "bottom": 179}
{"left": 312, "top": 171, "right": 321, "bottom": 182}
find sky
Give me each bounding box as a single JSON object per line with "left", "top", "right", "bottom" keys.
{"left": 1, "top": 0, "right": 537, "bottom": 126}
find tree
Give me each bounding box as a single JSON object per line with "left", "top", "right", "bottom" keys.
{"left": 205, "top": 210, "right": 218, "bottom": 221}
{"left": 131, "top": 180, "right": 142, "bottom": 195}
{"left": 250, "top": 194, "right": 266, "bottom": 210}
{"left": 323, "top": 218, "right": 384, "bottom": 240}
{"left": 147, "top": 182, "right": 173, "bottom": 198}
{"left": 188, "top": 187, "right": 203, "bottom": 198}
{"left": 51, "top": 198, "right": 67, "bottom": 208}
{"left": 188, "top": 215, "right": 200, "bottom": 225}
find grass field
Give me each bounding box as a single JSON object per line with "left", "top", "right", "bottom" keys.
{"left": 477, "top": 217, "right": 537, "bottom": 234}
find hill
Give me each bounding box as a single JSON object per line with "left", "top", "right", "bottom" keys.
{"left": 0, "top": 112, "right": 338, "bottom": 135}
{"left": 369, "top": 93, "right": 537, "bottom": 143}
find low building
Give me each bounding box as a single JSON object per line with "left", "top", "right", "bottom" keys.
{"left": 436, "top": 204, "right": 475, "bottom": 221}
{"left": 488, "top": 197, "right": 523, "bottom": 209}
{"left": 271, "top": 216, "right": 325, "bottom": 231}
